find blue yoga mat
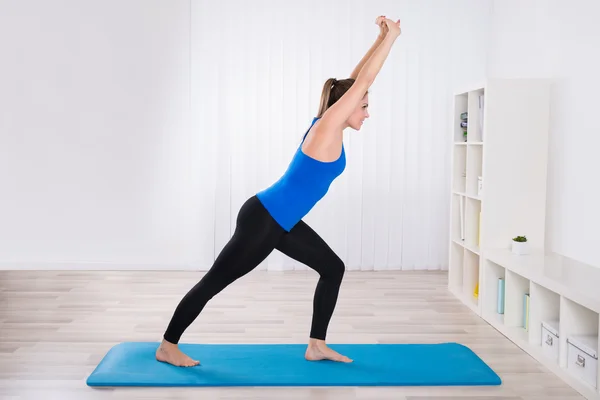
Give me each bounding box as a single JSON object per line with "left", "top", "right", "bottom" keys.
{"left": 86, "top": 342, "right": 501, "bottom": 387}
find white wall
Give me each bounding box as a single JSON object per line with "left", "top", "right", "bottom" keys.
{"left": 486, "top": 0, "right": 600, "bottom": 268}
{"left": 0, "top": 0, "right": 490, "bottom": 271}
{"left": 0, "top": 0, "right": 192, "bottom": 269}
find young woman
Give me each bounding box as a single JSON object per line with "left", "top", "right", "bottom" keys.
{"left": 156, "top": 16, "right": 401, "bottom": 367}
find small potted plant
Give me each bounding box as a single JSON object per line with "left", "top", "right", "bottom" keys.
{"left": 511, "top": 235, "right": 529, "bottom": 255}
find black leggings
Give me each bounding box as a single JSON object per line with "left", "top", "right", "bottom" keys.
{"left": 163, "top": 195, "right": 345, "bottom": 344}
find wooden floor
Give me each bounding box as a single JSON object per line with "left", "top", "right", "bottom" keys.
{"left": 0, "top": 269, "right": 584, "bottom": 399}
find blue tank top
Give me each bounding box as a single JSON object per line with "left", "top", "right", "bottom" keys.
{"left": 256, "top": 117, "right": 346, "bottom": 231}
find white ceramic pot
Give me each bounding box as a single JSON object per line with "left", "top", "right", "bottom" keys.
{"left": 511, "top": 240, "right": 529, "bottom": 255}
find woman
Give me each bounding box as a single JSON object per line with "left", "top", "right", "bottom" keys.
{"left": 156, "top": 16, "right": 401, "bottom": 367}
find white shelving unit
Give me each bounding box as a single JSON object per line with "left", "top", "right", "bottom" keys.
{"left": 482, "top": 250, "right": 600, "bottom": 400}
{"left": 448, "top": 79, "right": 600, "bottom": 400}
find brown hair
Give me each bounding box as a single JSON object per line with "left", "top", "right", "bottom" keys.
{"left": 317, "top": 78, "right": 362, "bottom": 118}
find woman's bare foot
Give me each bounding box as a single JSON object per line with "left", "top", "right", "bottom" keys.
{"left": 155, "top": 339, "right": 200, "bottom": 367}
{"left": 305, "top": 339, "right": 352, "bottom": 363}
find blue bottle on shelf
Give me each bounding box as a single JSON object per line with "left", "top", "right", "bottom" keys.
{"left": 497, "top": 278, "right": 505, "bottom": 314}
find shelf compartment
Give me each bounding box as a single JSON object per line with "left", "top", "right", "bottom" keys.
{"left": 454, "top": 92, "right": 468, "bottom": 143}
{"left": 451, "top": 193, "right": 464, "bottom": 243}
{"left": 530, "top": 283, "right": 561, "bottom": 365}
{"left": 452, "top": 145, "right": 467, "bottom": 193}
{"left": 483, "top": 259, "right": 506, "bottom": 325}
{"left": 464, "top": 197, "right": 481, "bottom": 250}
{"left": 530, "top": 282, "right": 561, "bottom": 347}
{"left": 449, "top": 241, "right": 464, "bottom": 292}
{"left": 467, "top": 88, "right": 485, "bottom": 143}
{"left": 561, "top": 297, "right": 599, "bottom": 390}
{"left": 462, "top": 250, "right": 480, "bottom": 308}
{"left": 505, "top": 270, "right": 531, "bottom": 344}
{"left": 466, "top": 144, "right": 483, "bottom": 198}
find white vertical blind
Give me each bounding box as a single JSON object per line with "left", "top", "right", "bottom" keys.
{"left": 190, "top": 0, "right": 489, "bottom": 271}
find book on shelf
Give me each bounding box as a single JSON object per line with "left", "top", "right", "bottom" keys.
{"left": 478, "top": 211, "right": 481, "bottom": 246}
{"left": 478, "top": 94, "right": 485, "bottom": 141}
{"left": 497, "top": 278, "right": 505, "bottom": 314}
{"left": 459, "top": 196, "right": 465, "bottom": 240}
{"left": 523, "top": 293, "right": 530, "bottom": 331}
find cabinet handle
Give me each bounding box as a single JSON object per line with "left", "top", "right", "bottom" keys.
{"left": 545, "top": 335, "right": 553, "bottom": 346}
{"left": 576, "top": 355, "right": 586, "bottom": 368}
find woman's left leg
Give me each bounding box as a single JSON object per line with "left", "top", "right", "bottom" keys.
{"left": 275, "top": 219, "right": 351, "bottom": 363}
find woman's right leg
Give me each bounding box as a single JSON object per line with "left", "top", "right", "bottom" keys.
{"left": 156, "top": 195, "right": 284, "bottom": 367}
{"left": 275, "top": 219, "right": 351, "bottom": 363}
